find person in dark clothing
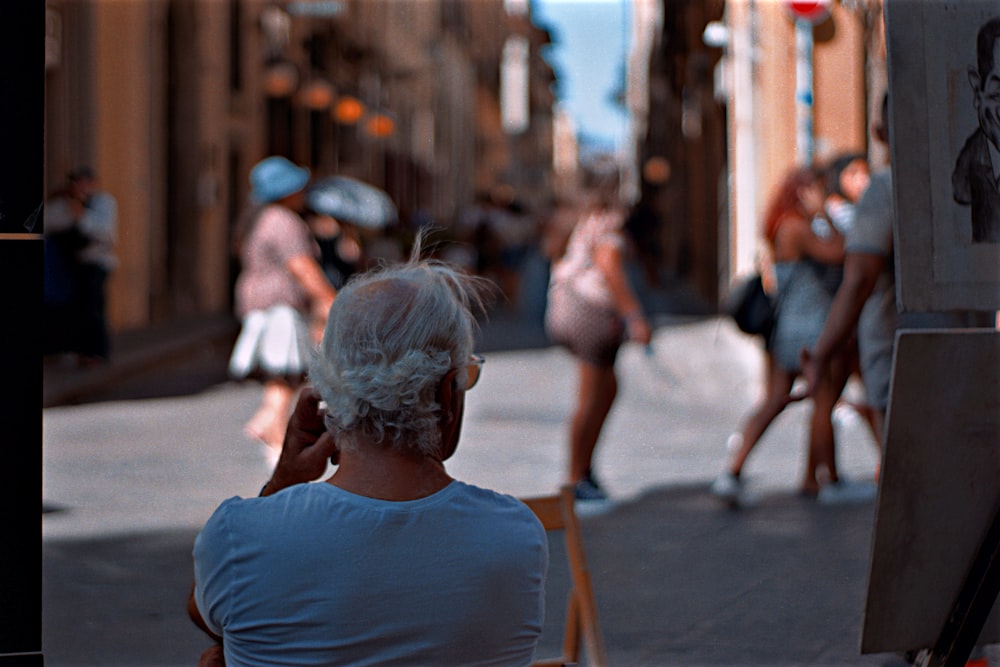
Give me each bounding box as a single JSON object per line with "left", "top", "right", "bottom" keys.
{"left": 44, "top": 166, "right": 119, "bottom": 364}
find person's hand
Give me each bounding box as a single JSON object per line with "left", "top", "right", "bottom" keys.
{"left": 795, "top": 347, "right": 823, "bottom": 401}
{"left": 625, "top": 313, "right": 652, "bottom": 346}
{"left": 263, "top": 388, "right": 338, "bottom": 495}
{"left": 197, "top": 644, "right": 226, "bottom": 667}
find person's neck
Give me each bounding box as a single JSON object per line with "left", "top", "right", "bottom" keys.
{"left": 327, "top": 444, "right": 453, "bottom": 501}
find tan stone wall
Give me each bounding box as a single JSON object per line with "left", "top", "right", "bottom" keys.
{"left": 813, "top": 3, "right": 867, "bottom": 162}
{"left": 196, "top": 2, "right": 233, "bottom": 315}
{"left": 47, "top": 0, "right": 268, "bottom": 330}
{"left": 755, "top": 3, "right": 798, "bottom": 218}
{"left": 45, "top": 0, "right": 551, "bottom": 333}
{"left": 744, "top": 1, "right": 868, "bottom": 250}
{"left": 93, "top": 1, "right": 156, "bottom": 330}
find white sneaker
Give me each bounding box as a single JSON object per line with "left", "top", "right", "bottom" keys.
{"left": 817, "top": 477, "right": 877, "bottom": 505}
{"left": 710, "top": 472, "right": 742, "bottom": 501}
{"left": 832, "top": 404, "right": 861, "bottom": 428}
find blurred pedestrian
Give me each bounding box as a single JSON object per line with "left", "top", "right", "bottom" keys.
{"left": 624, "top": 195, "right": 665, "bottom": 288}
{"left": 44, "top": 166, "right": 118, "bottom": 365}
{"left": 539, "top": 196, "right": 580, "bottom": 266}
{"left": 819, "top": 152, "right": 883, "bottom": 438}
{"left": 228, "top": 156, "right": 336, "bottom": 466}
{"left": 814, "top": 152, "right": 869, "bottom": 293}
{"left": 516, "top": 197, "right": 571, "bottom": 326}
{"left": 545, "top": 172, "right": 652, "bottom": 501}
{"left": 822, "top": 152, "right": 870, "bottom": 237}
{"left": 712, "top": 165, "right": 848, "bottom": 503}
{"left": 802, "top": 93, "right": 994, "bottom": 490}
{"left": 495, "top": 198, "right": 537, "bottom": 310}
{"left": 190, "top": 243, "right": 546, "bottom": 664}
{"left": 306, "top": 213, "right": 363, "bottom": 291}
{"left": 801, "top": 99, "right": 897, "bottom": 482}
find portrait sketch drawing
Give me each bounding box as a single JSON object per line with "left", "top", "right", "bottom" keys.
{"left": 951, "top": 16, "right": 1000, "bottom": 244}
{"left": 887, "top": 0, "right": 1000, "bottom": 311}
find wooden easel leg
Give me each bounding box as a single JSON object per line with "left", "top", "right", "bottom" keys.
{"left": 563, "top": 591, "right": 580, "bottom": 663}
{"left": 919, "top": 507, "right": 1000, "bottom": 667}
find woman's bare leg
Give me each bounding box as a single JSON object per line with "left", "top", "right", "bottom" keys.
{"left": 804, "top": 350, "right": 850, "bottom": 493}
{"left": 728, "top": 353, "right": 795, "bottom": 477}
{"left": 569, "top": 361, "right": 618, "bottom": 483}
{"left": 245, "top": 379, "right": 297, "bottom": 451}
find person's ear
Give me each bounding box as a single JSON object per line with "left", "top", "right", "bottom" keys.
{"left": 969, "top": 66, "right": 982, "bottom": 98}
{"left": 436, "top": 369, "right": 462, "bottom": 461}
{"left": 872, "top": 123, "right": 888, "bottom": 145}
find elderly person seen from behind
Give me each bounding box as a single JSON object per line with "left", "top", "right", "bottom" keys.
{"left": 189, "top": 241, "right": 548, "bottom": 666}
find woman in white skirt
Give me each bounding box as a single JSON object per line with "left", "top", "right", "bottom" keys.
{"left": 229, "top": 156, "right": 336, "bottom": 464}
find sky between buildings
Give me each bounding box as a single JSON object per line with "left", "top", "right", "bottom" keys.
{"left": 532, "top": 0, "right": 632, "bottom": 152}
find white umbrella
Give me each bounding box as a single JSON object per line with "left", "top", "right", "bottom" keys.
{"left": 306, "top": 176, "right": 398, "bottom": 229}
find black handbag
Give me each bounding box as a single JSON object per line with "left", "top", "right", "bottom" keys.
{"left": 724, "top": 273, "right": 775, "bottom": 338}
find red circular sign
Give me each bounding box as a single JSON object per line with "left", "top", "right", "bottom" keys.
{"left": 784, "top": 0, "right": 831, "bottom": 24}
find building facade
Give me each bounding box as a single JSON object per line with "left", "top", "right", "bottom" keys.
{"left": 722, "top": 0, "right": 873, "bottom": 283}
{"left": 632, "top": 0, "right": 885, "bottom": 307}
{"left": 43, "top": 0, "right": 556, "bottom": 335}
{"left": 45, "top": 0, "right": 884, "bottom": 329}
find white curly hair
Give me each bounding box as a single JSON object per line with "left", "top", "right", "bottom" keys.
{"left": 310, "top": 245, "right": 488, "bottom": 458}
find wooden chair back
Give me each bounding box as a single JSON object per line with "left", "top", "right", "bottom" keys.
{"left": 521, "top": 485, "right": 608, "bottom": 667}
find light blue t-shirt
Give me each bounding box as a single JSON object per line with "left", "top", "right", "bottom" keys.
{"left": 846, "top": 169, "right": 896, "bottom": 409}
{"left": 193, "top": 480, "right": 547, "bottom": 667}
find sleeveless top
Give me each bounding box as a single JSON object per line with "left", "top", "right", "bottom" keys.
{"left": 548, "top": 209, "right": 625, "bottom": 310}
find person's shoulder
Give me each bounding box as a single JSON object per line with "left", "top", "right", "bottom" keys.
{"left": 781, "top": 213, "right": 811, "bottom": 229}
{"left": 211, "top": 492, "right": 270, "bottom": 514}
{"left": 210, "top": 485, "right": 315, "bottom": 514}
{"left": 199, "top": 495, "right": 250, "bottom": 535}
{"left": 451, "top": 480, "right": 521, "bottom": 505}
{"left": 773, "top": 213, "right": 811, "bottom": 243}
{"left": 953, "top": 129, "right": 988, "bottom": 173}
{"left": 87, "top": 192, "right": 118, "bottom": 217}
{"left": 90, "top": 190, "right": 117, "bottom": 204}
{"left": 257, "top": 203, "right": 302, "bottom": 225}
{"left": 254, "top": 205, "right": 308, "bottom": 239}
{"left": 958, "top": 128, "right": 985, "bottom": 153}
{"left": 196, "top": 492, "right": 293, "bottom": 558}
{"left": 204, "top": 485, "right": 333, "bottom": 533}
{"left": 451, "top": 482, "right": 542, "bottom": 524}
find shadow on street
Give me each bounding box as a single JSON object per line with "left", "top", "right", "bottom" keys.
{"left": 43, "top": 483, "right": 896, "bottom": 666}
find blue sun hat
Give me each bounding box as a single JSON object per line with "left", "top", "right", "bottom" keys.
{"left": 250, "top": 156, "right": 311, "bottom": 204}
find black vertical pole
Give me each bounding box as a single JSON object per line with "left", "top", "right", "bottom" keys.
{"left": 0, "top": 2, "right": 45, "bottom": 665}
{"left": 922, "top": 508, "right": 1000, "bottom": 667}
